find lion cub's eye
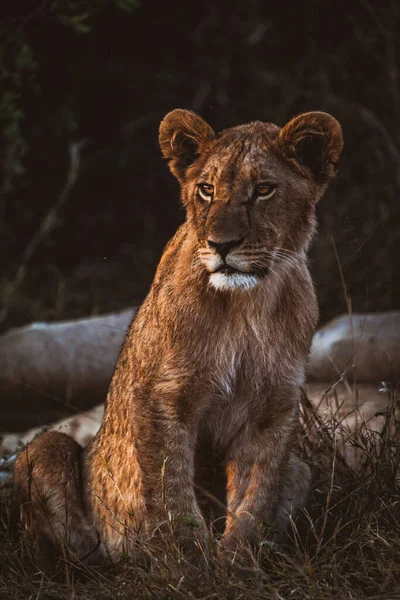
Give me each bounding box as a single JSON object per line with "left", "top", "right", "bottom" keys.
{"left": 256, "top": 183, "right": 277, "bottom": 199}
{"left": 198, "top": 183, "right": 214, "bottom": 202}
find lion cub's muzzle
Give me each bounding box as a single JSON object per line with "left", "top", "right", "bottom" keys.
{"left": 198, "top": 237, "right": 265, "bottom": 292}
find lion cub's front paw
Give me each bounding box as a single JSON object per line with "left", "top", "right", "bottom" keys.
{"left": 149, "top": 516, "right": 212, "bottom": 578}
{"left": 150, "top": 509, "right": 211, "bottom": 566}
{"left": 172, "top": 517, "right": 211, "bottom": 566}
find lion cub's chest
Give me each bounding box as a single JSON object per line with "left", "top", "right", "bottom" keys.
{"left": 205, "top": 307, "right": 275, "bottom": 391}
{"left": 199, "top": 312, "right": 274, "bottom": 445}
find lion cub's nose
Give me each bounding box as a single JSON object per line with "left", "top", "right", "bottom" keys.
{"left": 207, "top": 237, "right": 244, "bottom": 259}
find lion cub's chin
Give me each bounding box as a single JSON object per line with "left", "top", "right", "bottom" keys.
{"left": 209, "top": 271, "right": 259, "bottom": 291}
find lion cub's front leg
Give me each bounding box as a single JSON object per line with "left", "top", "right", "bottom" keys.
{"left": 133, "top": 398, "right": 208, "bottom": 558}
{"left": 221, "top": 390, "right": 305, "bottom": 554}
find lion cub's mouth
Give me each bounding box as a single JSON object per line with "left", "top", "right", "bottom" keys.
{"left": 209, "top": 264, "right": 262, "bottom": 291}
{"left": 216, "top": 265, "right": 241, "bottom": 275}
{"left": 215, "top": 264, "right": 269, "bottom": 277}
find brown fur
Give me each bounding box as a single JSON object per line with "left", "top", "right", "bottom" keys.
{"left": 14, "top": 109, "right": 343, "bottom": 566}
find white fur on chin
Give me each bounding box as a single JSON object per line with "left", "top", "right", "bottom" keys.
{"left": 209, "top": 272, "right": 259, "bottom": 291}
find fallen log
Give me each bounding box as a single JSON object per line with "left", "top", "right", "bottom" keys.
{"left": 0, "top": 309, "right": 135, "bottom": 430}
{"left": 308, "top": 312, "right": 400, "bottom": 384}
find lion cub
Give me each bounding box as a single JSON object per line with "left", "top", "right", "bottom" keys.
{"left": 14, "top": 109, "right": 343, "bottom": 566}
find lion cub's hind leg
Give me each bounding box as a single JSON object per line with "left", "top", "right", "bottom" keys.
{"left": 273, "top": 454, "right": 311, "bottom": 540}
{"left": 14, "top": 431, "right": 101, "bottom": 569}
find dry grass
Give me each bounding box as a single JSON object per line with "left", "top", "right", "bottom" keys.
{"left": 1, "top": 389, "right": 399, "bottom": 600}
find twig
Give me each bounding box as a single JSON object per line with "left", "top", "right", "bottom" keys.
{"left": 0, "top": 140, "right": 84, "bottom": 325}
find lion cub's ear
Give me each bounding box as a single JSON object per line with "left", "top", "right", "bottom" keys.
{"left": 279, "top": 112, "right": 343, "bottom": 184}
{"left": 159, "top": 109, "right": 216, "bottom": 181}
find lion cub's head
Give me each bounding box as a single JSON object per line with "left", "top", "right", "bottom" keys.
{"left": 159, "top": 109, "right": 343, "bottom": 292}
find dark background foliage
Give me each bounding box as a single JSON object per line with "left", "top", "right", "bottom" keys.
{"left": 1, "top": 0, "right": 399, "bottom": 330}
